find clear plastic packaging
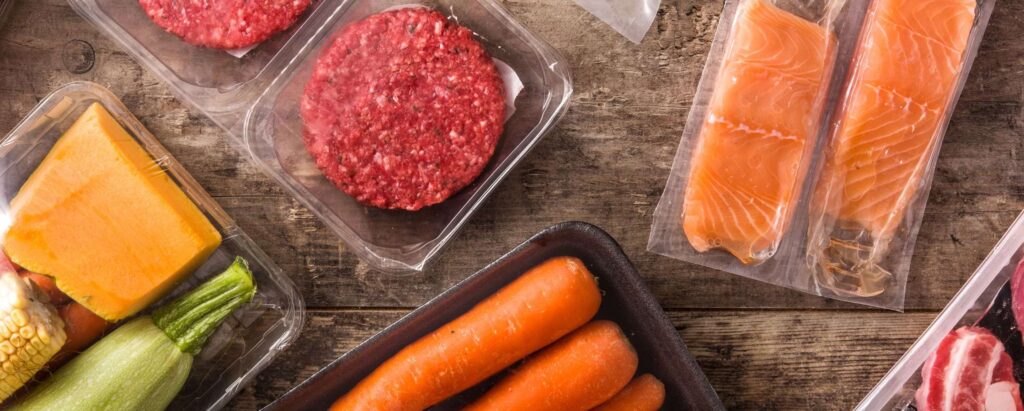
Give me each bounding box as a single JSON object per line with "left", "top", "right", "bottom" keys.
{"left": 804, "top": 0, "right": 992, "bottom": 305}
{"left": 0, "top": 82, "right": 304, "bottom": 410}
{"left": 67, "top": 0, "right": 330, "bottom": 126}
{"left": 858, "top": 210, "right": 1024, "bottom": 410}
{"left": 649, "top": 0, "right": 995, "bottom": 310}
{"left": 571, "top": 0, "right": 659, "bottom": 44}
{"left": 68, "top": 0, "right": 573, "bottom": 272}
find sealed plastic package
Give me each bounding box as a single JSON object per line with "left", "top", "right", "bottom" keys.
{"left": 649, "top": 0, "right": 995, "bottom": 310}
{"left": 805, "top": 0, "right": 988, "bottom": 301}
{"left": 68, "top": 0, "right": 573, "bottom": 272}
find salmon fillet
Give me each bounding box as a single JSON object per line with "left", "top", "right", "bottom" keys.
{"left": 682, "top": 0, "right": 835, "bottom": 264}
{"left": 808, "top": 0, "right": 975, "bottom": 295}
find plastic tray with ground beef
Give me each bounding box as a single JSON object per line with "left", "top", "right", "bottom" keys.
{"left": 138, "top": 0, "right": 312, "bottom": 50}
{"left": 301, "top": 8, "right": 506, "bottom": 211}
{"left": 239, "top": 1, "right": 572, "bottom": 271}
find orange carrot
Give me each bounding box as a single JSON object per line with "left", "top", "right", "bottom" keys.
{"left": 592, "top": 374, "right": 666, "bottom": 411}
{"left": 19, "top": 271, "right": 70, "bottom": 305}
{"left": 15, "top": 269, "right": 111, "bottom": 367}
{"left": 331, "top": 256, "right": 602, "bottom": 411}
{"left": 50, "top": 302, "right": 111, "bottom": 367}
{"left": 465, "top": 320, "right": 639, "bottom": 411}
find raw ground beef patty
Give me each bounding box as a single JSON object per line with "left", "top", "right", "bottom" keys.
{"left": 139, "top": 0, "right": 311, "bottom": 49}
{"left": 300, "top": 8, "right": 506, "bottom": 211}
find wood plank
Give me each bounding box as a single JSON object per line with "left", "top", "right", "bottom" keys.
{"left": 226, "top": 309, "right": 937, "bottom": 410}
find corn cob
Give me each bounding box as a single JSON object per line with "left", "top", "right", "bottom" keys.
{"left": 0, "top": 270, "right": 66, "bottom": 401}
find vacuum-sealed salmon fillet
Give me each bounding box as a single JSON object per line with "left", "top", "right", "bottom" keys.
{"left": 682, "top": 0, "right": 836, "bottom": 264}
{"left": 807, "top": 0, "right": 977, "bottom": 298}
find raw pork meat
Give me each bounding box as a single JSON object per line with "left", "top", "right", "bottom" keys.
{"left": 916, "top": 326, "right": 1023, "bottom": 411}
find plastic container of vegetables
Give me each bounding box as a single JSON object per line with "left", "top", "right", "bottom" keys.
{"left": 0, "top": 81, "right": 304, "bottom": 410}
{"left": 266, "top": 222, "right": 724, "bottom": 410}
{"left": 68, "top": 0, "right": 574, "bottom": 272}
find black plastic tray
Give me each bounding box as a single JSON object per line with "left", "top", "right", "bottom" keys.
{"left": 266, "top": 221, "right": 724, "bottom": 410}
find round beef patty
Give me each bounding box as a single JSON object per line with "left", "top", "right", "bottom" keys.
{"left": 301, "top": 8, "right": 506, "bottom": 211}
{"left": 139, "top": 0, "right": 311, "bottom": 49}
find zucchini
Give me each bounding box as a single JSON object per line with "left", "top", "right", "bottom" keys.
{"left": 13, "top": 257, "right": 256, "bottom": 411}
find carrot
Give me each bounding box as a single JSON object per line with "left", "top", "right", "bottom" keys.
{"left": 592, "top": 374, "right": 666, "bottom": 411}
{"left": 19, "top": 271, "right": 71, "bottom": 305}
{"left": 465, "top": 320, "right": 639, "bottom": 411}
{"left": 15, "top": 269, "right": 111, "bottom": 367}
{"left": 49, "top": 302, "right": 112, "bottom": 367}
{"left": 331, "top": 256, "right": 602, "bottom": 411}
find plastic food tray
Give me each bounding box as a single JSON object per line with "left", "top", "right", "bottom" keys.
{"left": 67, "top": 0, "right": 573, "bottom": 272}
{"left": 858, "top": 210, "right": 1024, "bottom": 410}
{"left": 265, "top": 221, "right": 724, "bottom": 410}
{"left": 0, "top": 82, "right": 305, "bottom": 411}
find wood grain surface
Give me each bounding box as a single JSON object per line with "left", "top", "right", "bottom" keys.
{"left": 1, "top": 0, "right": 1022, "bottom": 409}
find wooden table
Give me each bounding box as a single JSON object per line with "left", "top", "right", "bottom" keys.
{"left": 1, "top": 0, "right": 1022, "bottom": 409}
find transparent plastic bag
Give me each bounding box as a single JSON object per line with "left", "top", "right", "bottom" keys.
{"left": 572, "top": 0, "right": 660, "bottom": 44}
{"left": 804, "top": 0, "right": 989, "bottom": 301}
{"left": 649, "top": 0, "right": 855, "bottom": 295}
{"left": 859, "top": 209, "right": 1024, "bottom": 410}
{"left": 648, "top": 0, "right": 994, "bottom": 310}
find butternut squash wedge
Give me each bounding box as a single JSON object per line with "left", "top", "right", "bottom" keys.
{"left": 3, "top": 103, "right": 222, "bottom": 321}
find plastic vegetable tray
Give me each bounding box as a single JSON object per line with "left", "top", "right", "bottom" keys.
{"left": 265, "top": 221, "right": 724, "bottom": 410}
{"left": 0, "top": 82, "right": 304, "bottom": 411}
{"left": 67, "top": 0, "right": 573, "bottom": 272}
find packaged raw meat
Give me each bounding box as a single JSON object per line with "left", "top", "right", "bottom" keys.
{"left": 300, "top": 8, "right": 505, "bottom": 211}
{"left": 807, "top": 0, "right": 981, "bottom": 302}
{"left": 138, "top": 0, "right": 312, "bottom": 50}
{"left": 649, "top": 0, "right": 996, "bottom": 310}
{"left": 915, "top": 327, "right": 1022, "bottom": 411}
{"left": 859, "top": 210, "right": 1024, "bottom": 410}
{"left": 679, "top": 0, "right": 837, "bottom": 265}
